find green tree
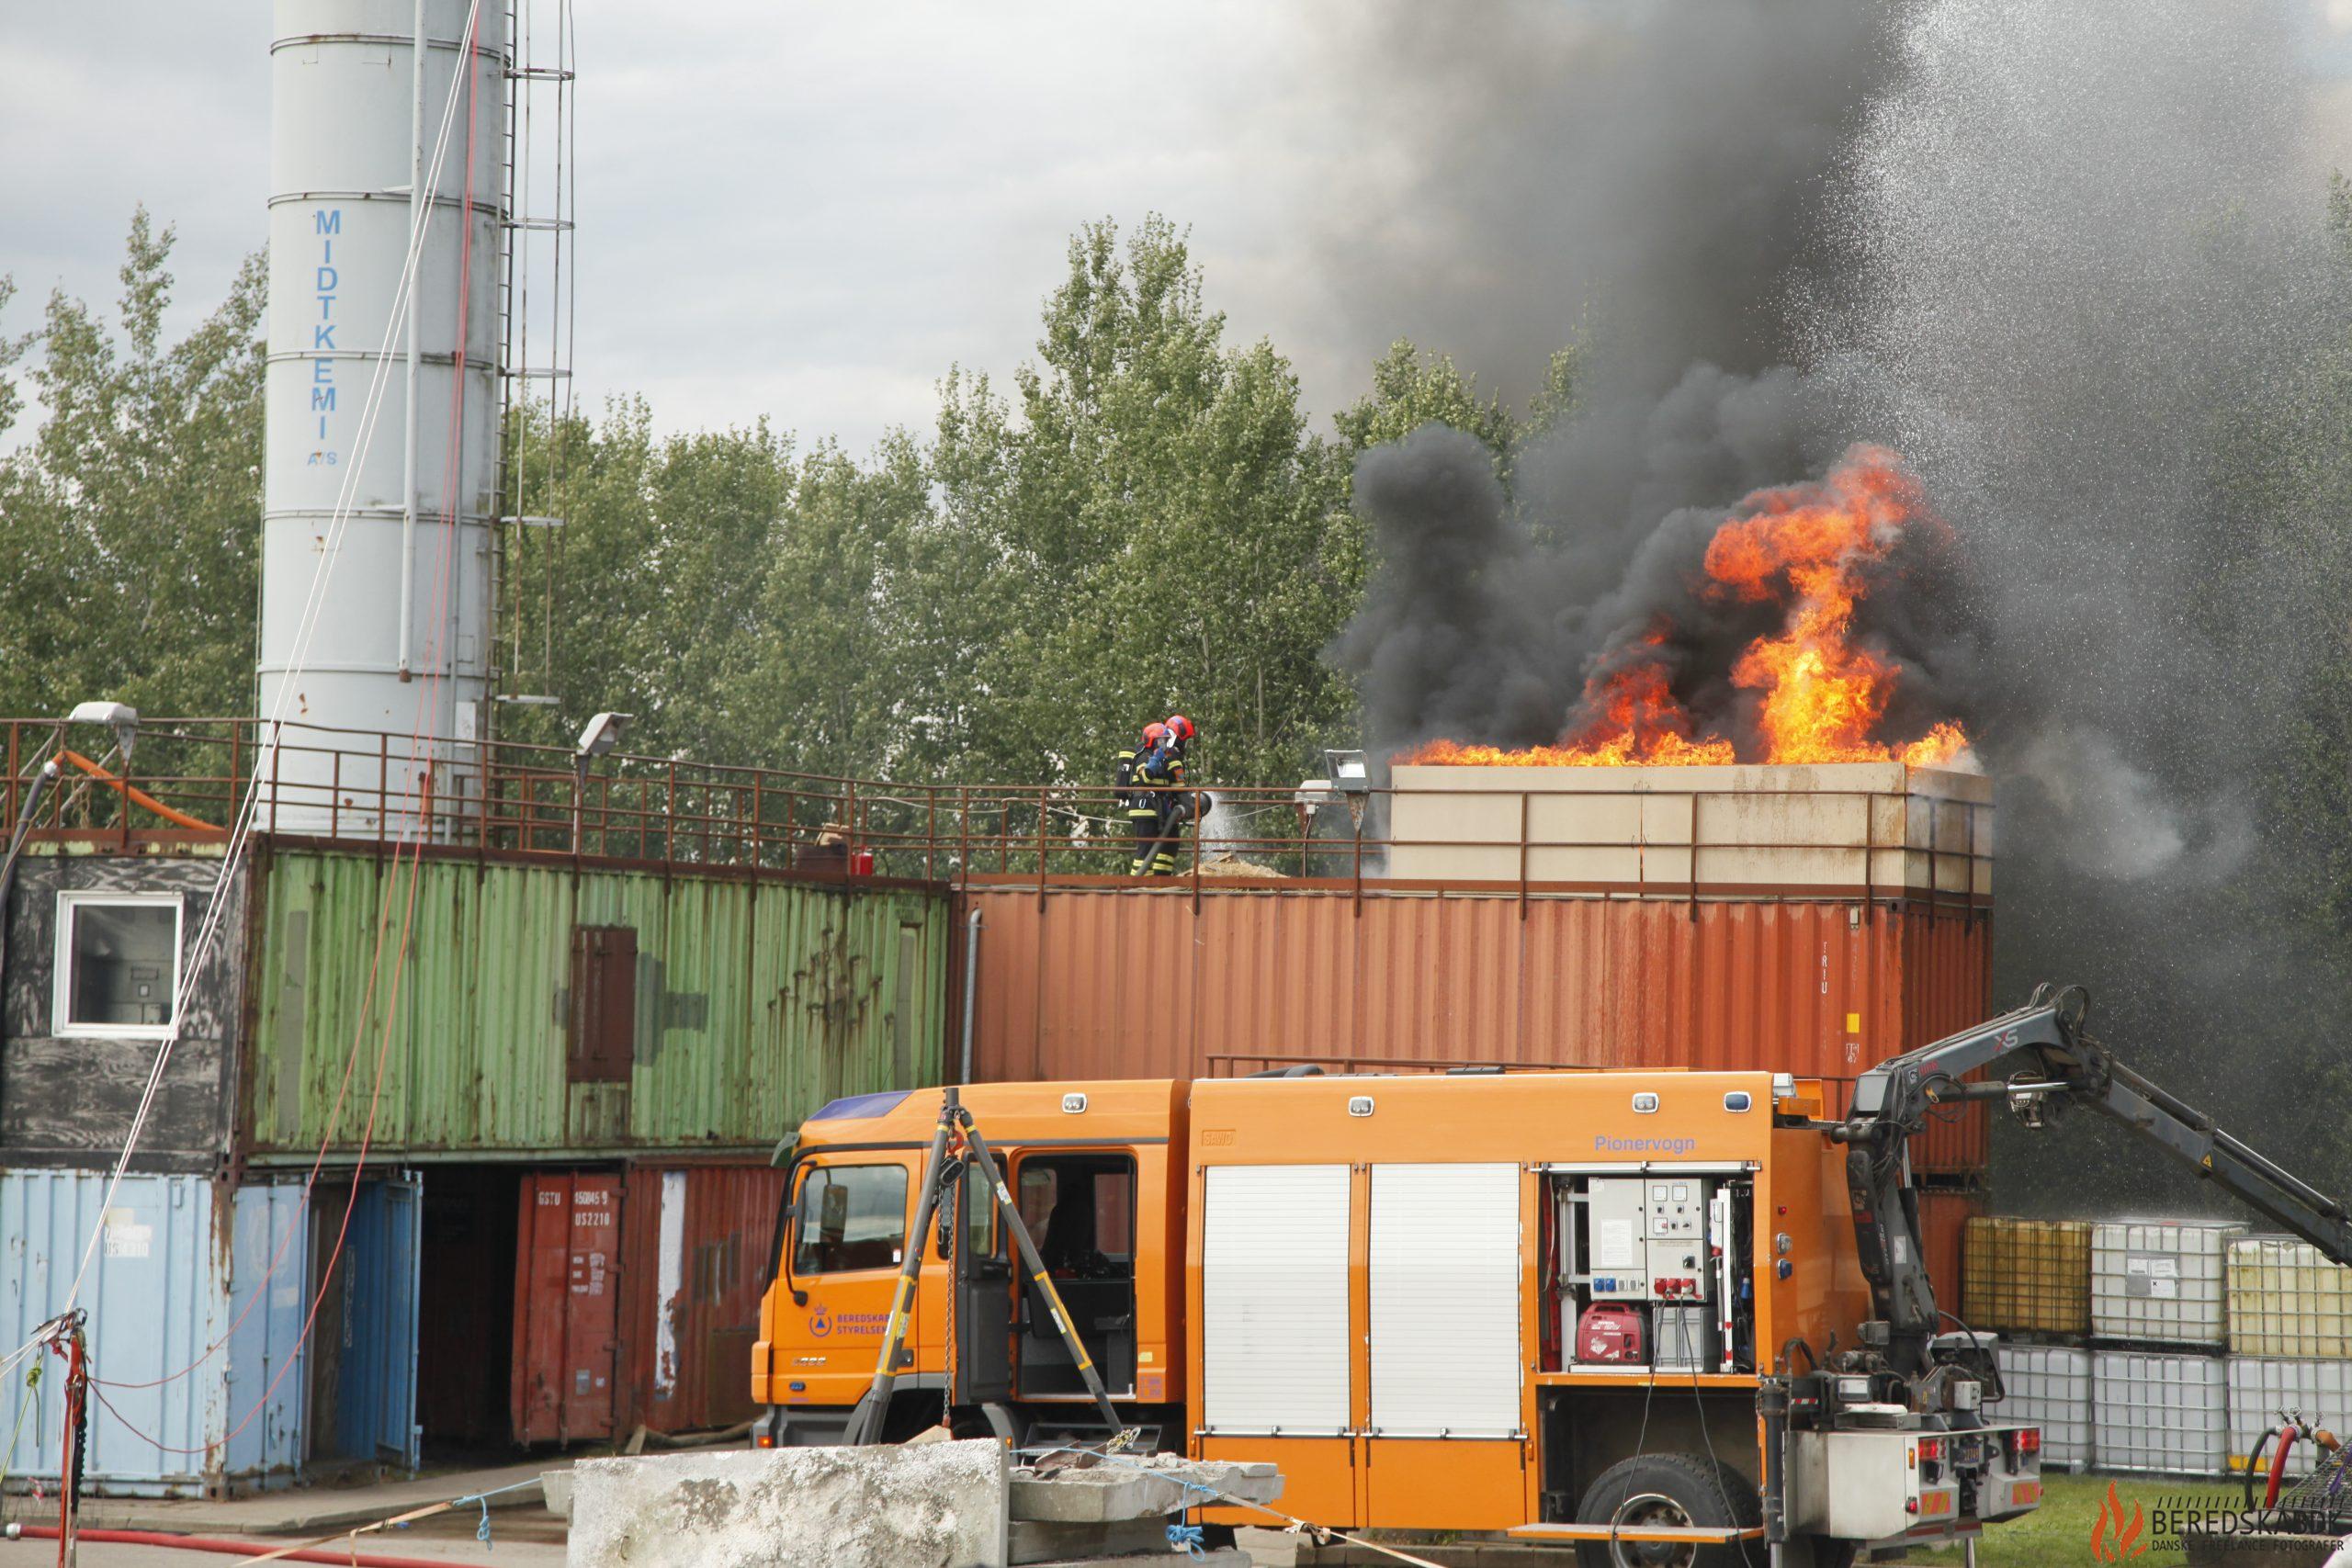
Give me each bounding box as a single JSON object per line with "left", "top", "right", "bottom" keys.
{"left": 0, "top": 210, "right": 264, "bottom": 720}
{"left": 955, "top": 215, "right": 1363, "bottom": 792}
{"left": 1332, "top": 337, "right": 1518, "bottom": 466}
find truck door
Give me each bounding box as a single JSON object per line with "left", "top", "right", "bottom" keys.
{"left": 1197, "top": 1164, "right": 1356, "bottom": 1528}
{"left": 1363, "top": 1163, "right": 1529, "bottom": 1529}
{"left": 953, "top": 1161, "right": 1013, "bottom": 1406}
{"left": 1011, "top": 1153, "right": 1138, "bottom": 1401}
{"left": 769, "top": 1157, "right": 919, "bottom": 1410}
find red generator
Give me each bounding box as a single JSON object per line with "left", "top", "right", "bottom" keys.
{"left": 1576, "top": 1303, "right": 1646, "bottom": 1365}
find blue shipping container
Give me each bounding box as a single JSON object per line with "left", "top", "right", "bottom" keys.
{"left": 0, "top": 1171, "right": 422, "bottom": 1495}
{"left": 0, "top": 1171, "right": 223, "bottom": 1496}
{"left": 222, "top": 1182, "right": 308, "bottom": 1483}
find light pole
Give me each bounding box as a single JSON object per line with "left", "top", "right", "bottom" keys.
{"left": 571, "top": 711, "right": 631, "bottom": 855}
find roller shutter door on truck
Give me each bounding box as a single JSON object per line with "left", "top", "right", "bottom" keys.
{"left": 1369, "top": 1163, "right": 1521, "bottom": 1438}
{"left": 1201, "top": 1164, "right": 1350, "bottom": 1435}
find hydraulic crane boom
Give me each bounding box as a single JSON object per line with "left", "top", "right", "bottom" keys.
{"left": 1837, "top": 982, "right": 2352, "bottom": 1379}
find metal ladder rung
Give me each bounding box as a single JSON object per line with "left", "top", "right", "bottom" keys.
{"left": 507, "top": 66, "right": 575, "bottom": 81}
{"left": 500, "top": 367, "right": 572, "bottom": 380}
{"left": 503, "top": 218, "right": 575, "bottom": 232}
{"left": 499, "top": 515, "right": 567, "bottom": 529}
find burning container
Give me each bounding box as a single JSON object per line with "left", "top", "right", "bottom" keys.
{"left": 966, "top": 768, "right": 1993, "bottom": 1177}
{"left": 1384, "top": 760, "right": 1989, "bottom": 896}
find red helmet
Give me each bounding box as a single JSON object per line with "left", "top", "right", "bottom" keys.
{"left": 1140, "top": 721, "right": 1168, "bottom": 748}
{"left": 1165, "top": 715, "right": 1195, "bottom": 744}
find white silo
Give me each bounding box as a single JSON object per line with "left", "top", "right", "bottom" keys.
{"left": 258, "top": 0, "right": 504, "bottom": 830}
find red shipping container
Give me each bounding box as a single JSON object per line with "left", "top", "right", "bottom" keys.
{"left": 511, "top": 1170, "right": 625, "bottom": 1445}
{"left": 617, "top": 1162, "right": 790, "bottom": 1435}
{"left": 1916, "top": 1189, "right": 1986, "bottom": 1322}
{"left": 964, "top": 884, "right": 1991, "bottom": 1176}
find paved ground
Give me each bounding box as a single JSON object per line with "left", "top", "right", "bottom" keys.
{"left": 0, "top": 1461, "right": 569, "bottom": 1567}
{"left": 57, "top": 1461, "right": 561, "bottom": 1538}
{"left": 0, "top": 1532, "right": 565, "bottom": 1566}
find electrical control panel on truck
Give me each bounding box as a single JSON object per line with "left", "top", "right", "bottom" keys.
{"left": 1546, "top": 1168, "right": 1753, "bottom": 1372}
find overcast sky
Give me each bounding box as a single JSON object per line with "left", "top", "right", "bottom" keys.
{"left": 0, "top": 3, "right": 1412, "bottom": 457}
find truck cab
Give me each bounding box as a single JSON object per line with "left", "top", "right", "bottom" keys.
{"left": 752, "top": 1079, "right": 1189, "bottom": 1450}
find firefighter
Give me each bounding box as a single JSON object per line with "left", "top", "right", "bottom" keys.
{"left": 1117, "top": 722, "right": 1167, "bottom": 875}
{"left": 1133, "top": 715, "right": 1198, "bottom": 875}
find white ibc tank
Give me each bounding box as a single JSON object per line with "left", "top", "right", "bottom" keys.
{"left": 2091, "top": 1219, "right": 2244, "bottom": 1348}
{"left": 260, "top": 0, "right": 503, "bottom": 829}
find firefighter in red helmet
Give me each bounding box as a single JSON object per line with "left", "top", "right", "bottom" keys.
{"left": 1115, "top": 722, "right": 1169, "bottom": 873}
{"left": 1131, "top": 715, "right": 1203, "bottom": 875}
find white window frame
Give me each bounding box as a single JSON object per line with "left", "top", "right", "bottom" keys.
{"left": 53, "top": 891, "right": 184, "bottom": 1039}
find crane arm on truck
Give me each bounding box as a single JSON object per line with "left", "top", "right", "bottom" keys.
{"left": 1836, "top": 981, "right": 2352, "bottom": 1380}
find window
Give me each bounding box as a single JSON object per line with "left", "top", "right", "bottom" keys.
{"left": 54, "top": 893, "right": 181, "bottom": 1036}
{"left": 793, "top": 1164, "right": 909, "bottom": 1275}
{"left": 1013, "top": 1154, "right": 1136, "bottom": 1273}
{"left": 962, "top": 1161, "right": 998, "bottom": 1261}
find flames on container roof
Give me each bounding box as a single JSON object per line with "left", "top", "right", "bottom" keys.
{"left": 1396, "top": 446, "right": 1973, "bottom": 771}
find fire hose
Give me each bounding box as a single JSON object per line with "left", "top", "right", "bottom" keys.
{"left": 2245, "top": 1411, "right": 2340, "bottom": 1510}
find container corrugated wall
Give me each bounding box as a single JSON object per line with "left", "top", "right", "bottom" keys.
{"left": 247, "top": 850, "right": 951, "bottom": 1155}
{"left": 511, "top": 1171, "right": 623, "bottom": 1445}
{"left": 1916, "top": 1190, "right": 1982, "bottom": 1321}
{"left": 968, "top": 885, "right": 1989, "bottom": 1173}
{"left": 0, "top": 1172, "right": 224, "bottom": 1495}
{"left": 617, "top": 1161, "right": 787, "bottom": 1435}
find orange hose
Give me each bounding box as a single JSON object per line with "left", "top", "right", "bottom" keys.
{"left": 56, "top": 750, "right": 220, "bottom": 832}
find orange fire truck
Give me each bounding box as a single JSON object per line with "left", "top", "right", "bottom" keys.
{"left": 751, "top": 987, "right": 2352, "bottom": 1562}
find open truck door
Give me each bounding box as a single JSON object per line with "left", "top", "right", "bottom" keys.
{"left": 951, "top": 1159, "right": 1013, "bottom": 1407}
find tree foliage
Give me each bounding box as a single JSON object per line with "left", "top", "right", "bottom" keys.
{"left": 0, "top": 210, "right": 264, "bottom": 719}
{"left": 4, "top": 209, "right": 1564, "bottom": 802}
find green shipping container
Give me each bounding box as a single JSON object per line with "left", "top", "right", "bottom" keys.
{"left": 247, "top": 849, "right": 950, "bottom": 1156}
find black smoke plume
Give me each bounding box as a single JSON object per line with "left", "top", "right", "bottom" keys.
{"left": 1329, "top": 0, "right": 2352, "bottom": 1207}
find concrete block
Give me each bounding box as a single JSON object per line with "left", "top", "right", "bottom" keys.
{"left": 568, "top": 1439, "right": 1009, "bottom": 1568}
{"left": 1008, "top": 1516, "right": 1170, "bottom": 1564}
{"left": 540, "top": 1469, "right": 572, "bottom": 1523}
{"left": 1010, "top": 1458, "right": 1281, "bottom": 1522}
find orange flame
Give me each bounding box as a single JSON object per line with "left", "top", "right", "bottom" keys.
{"left": 1396, "top": 446, "right": 1972, "bottom": 770}
{"left": 2089, "top": 1480, "right": 2148, "bottom": 1562}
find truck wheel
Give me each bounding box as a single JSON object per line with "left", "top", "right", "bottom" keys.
{"left": 1573, "top": 1452, "right": 1760, "bottom": 1568}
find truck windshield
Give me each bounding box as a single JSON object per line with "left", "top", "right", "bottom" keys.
{"left": 794, "top": 1164, "right": 909, "bottom": 1274}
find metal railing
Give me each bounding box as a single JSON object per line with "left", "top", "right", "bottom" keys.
{"left": 0, "top": 717, "right": 1993, "bottom": 904}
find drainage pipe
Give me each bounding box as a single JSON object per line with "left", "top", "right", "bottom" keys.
{"left": 958, "top": 905, "right": 982, "bottom": 1083}
{"left": 397, "top": 0, "right": 425, "bottom": 680}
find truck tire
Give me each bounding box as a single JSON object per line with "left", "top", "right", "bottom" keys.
{"left": 1573, "top": 1451, "right": 1760, "bottom": 1568}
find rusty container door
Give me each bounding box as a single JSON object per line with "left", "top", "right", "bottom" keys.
{"left": 617, "top": 1162, "right": 791, "bottom": 1434}
{"left": 510, "top": 1170, "right": 625, "bottom": 1445}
